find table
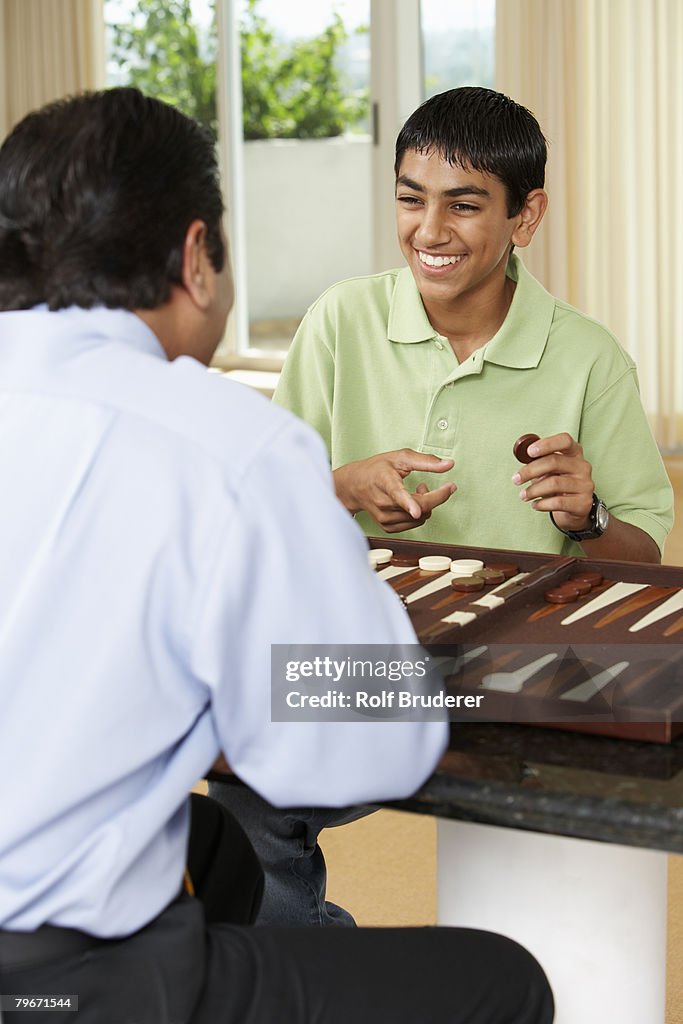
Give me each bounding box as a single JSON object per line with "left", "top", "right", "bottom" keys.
{"left": 389, "top": 723, "right": 683, "bottom": 1024}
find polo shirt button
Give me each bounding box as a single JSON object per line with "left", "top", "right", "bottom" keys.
{"left": 434, "top": 340, "right": 444, "bottom": 350}
{"left": 437, "top": 418, "right": 448, "bottom": 430}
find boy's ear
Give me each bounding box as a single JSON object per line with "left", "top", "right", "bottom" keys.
{"left": 510, "top": 189, "right": 548, "bottom": 248}
{"left": 180, "top": 219, "right": 212, "bottom": 310}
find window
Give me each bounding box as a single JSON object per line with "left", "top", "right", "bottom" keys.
{"left": 105, "top": 0, "right": 371, "bottom": 369}
{"left": 421, "top": 0, "right": 495, "bottom": 96}
{"left": 103, "top": 1, "right": 494, "bottom": 369}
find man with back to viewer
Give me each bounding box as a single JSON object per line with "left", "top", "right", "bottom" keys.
{"left": 0, "top": 88, "right": 554, "bottom": 1023}
{"left": 209, "top": 85, "right": 674, "bottom": 926}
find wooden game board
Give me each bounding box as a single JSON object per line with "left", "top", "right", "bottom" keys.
{"left": 369, "top": 537, "right": 683, "bottom": 742}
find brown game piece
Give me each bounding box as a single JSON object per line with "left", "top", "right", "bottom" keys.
{"left": 475, "top": 568, "right": 506, "bottom": 585}
{"left": 565, "top": 579, "right": 592, "bottom": 595}
{"left": 554, "top": 582, "right": 582, "bottom": 596}
{"left": 544, "top": 587, "right": 579, "bottom": 604}
{"left": 391, "top": 555, "right": 419, "bottom": 567}
{"left": 513, "top": 433, "right": 541, "bottom": 464}
{"left": 451, "top": 576, "right": 485, "bottom": 592}
{"left": 487, "top": 562, "right": 519, "bottom": 579}
{"left": 569, "top": 571, "right": 603, "bottom": 588}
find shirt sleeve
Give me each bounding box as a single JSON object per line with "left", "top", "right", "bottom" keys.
{"left": 272, "top": 310, "right": 335, "bottom": 457}
{"left": 581, "top": 367, "right": 674, "bottom": 554}
{"left": 189, "top": 417, "right": 447, "bottom": 808}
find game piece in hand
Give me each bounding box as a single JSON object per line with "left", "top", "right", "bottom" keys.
{"left": 513, "top": 433, "right": 541, "bottom": 464}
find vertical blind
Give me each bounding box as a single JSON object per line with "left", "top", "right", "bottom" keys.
{"left": 0, "top": 0, "right": 104, "bottom": 141}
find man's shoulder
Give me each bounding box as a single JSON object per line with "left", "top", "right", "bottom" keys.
{"left": 145, "top": 356, "right": 313, "bottom": 469}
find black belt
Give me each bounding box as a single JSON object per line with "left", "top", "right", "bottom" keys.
{"left": 0, "top": 924, "right": 105, "bottom": 970}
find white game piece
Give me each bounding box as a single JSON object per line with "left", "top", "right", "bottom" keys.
{"left": 450, "top": 558, "right": 484, "bottom": 576}
{"left": 369, "top": 548, "right": 393, "bottom": 568}
{"left": 418, "top": 555, "right": 452, "bottom": 572}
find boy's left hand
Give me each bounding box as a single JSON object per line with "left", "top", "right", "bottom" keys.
{"left": 511, "top": 431, "right": 595, "bottom": 533}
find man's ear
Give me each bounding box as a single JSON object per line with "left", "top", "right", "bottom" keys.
{"left": 180, "top": 219, "right": 212, "bottom": 310}
{"left": 510, "top": 189, "right": 548, "bottom": 249}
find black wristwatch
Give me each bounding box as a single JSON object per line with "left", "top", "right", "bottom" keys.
{"left": 550, "top": 493, "right": 609, "bottom": 541}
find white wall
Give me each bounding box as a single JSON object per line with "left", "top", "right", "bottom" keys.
{"left": 244, "top": 135, "right": 373, "bottom": 320}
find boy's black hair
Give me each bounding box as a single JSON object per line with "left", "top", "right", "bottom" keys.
{"left": 0, "top": 87, "right": 225, "bottom": 311}
{"left": 395, "top": 87, "right": 547, "bottom": 216}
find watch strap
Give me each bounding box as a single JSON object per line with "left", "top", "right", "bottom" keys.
{"left": 550, "top": 494, "right": 608, "bottom": 541}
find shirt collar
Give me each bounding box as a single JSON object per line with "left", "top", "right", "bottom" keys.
{"left": 386, "top": 254, "right": 556, "bottom": 368}
{"left": 1, "top": 305, "right": 168, "bottom": 361}
{"left": 387, "top": 269, "right": 438, "bottom": 343}
{"left": 482, "top": 254, "right": 556, "bottom": 369}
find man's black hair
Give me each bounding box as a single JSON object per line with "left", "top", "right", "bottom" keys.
{"left": 395, "top": 87, "right": 547, "bottom": 216}
{"left": 0, "top": 87, "right": 225, "bottom": 311}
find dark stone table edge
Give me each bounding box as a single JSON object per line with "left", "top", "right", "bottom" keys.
{"left": 384, "top": 772, "right": 683, "bottom": 855}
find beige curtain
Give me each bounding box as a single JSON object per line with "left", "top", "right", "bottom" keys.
{"left": 496, "top": 0, "right": 683, "bottom": 449}
{"left": 0, "top": 0, "right": 105, "bottom": 142}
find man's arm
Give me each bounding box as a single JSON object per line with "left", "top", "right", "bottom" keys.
{"left": 193, "top": 418, "right": 448, "bottom": 811}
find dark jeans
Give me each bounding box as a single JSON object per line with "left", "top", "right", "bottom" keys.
{"left": 208, "top": 777, "right": 370, "bottom": 926}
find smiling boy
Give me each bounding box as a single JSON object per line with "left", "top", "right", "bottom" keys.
{"left": 274, "top": 86, "right": 672, "bottom": 563}
{"left": 212, "top": 87, "right": 673, "bottom": 930}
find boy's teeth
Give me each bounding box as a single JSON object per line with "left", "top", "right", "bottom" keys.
{"left": 419, "top": 252, "right": 462, "bottom": 267}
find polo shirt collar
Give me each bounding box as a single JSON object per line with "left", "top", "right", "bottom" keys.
{"left": 483, "top": 254, "right": 556, "bottom": 369}
{"left": 387, "top": 268, "right": 437, "bottom": 343}
{"left": 386, "top": 254, "right": 556, "bottom": 369}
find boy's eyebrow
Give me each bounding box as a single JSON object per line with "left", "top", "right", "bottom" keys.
{"left": 396, "top": 175, "right": 491, "bottom": 199}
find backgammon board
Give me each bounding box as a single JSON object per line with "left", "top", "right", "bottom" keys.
{"left": 369, "top": 537, "right": 683, "bottom": 743}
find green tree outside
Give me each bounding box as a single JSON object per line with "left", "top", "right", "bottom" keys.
{"left": 110, "top": 0, "right": 218, "bottom": 133}
{"left": 108, "top": 0, "right": 369, "bottom": 140}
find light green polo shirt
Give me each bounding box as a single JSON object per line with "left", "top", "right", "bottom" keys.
{"left": 274, "top": 254, "right": 673, "bottom": 556}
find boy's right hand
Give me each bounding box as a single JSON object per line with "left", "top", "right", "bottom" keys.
{"left": 333, "top": 449, "right": 456, "bottom": 533}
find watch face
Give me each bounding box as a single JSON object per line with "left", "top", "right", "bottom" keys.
{"left": 596, "top": 502, "right": 609, "bottom": 532}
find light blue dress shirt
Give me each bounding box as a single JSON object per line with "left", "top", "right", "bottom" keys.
{"left": 0, "top": 306, "right": 446, "bottom": 937}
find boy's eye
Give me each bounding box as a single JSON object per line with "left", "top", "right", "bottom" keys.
{"left": 396, "top": 195, "right": 422, "bottom": 204}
